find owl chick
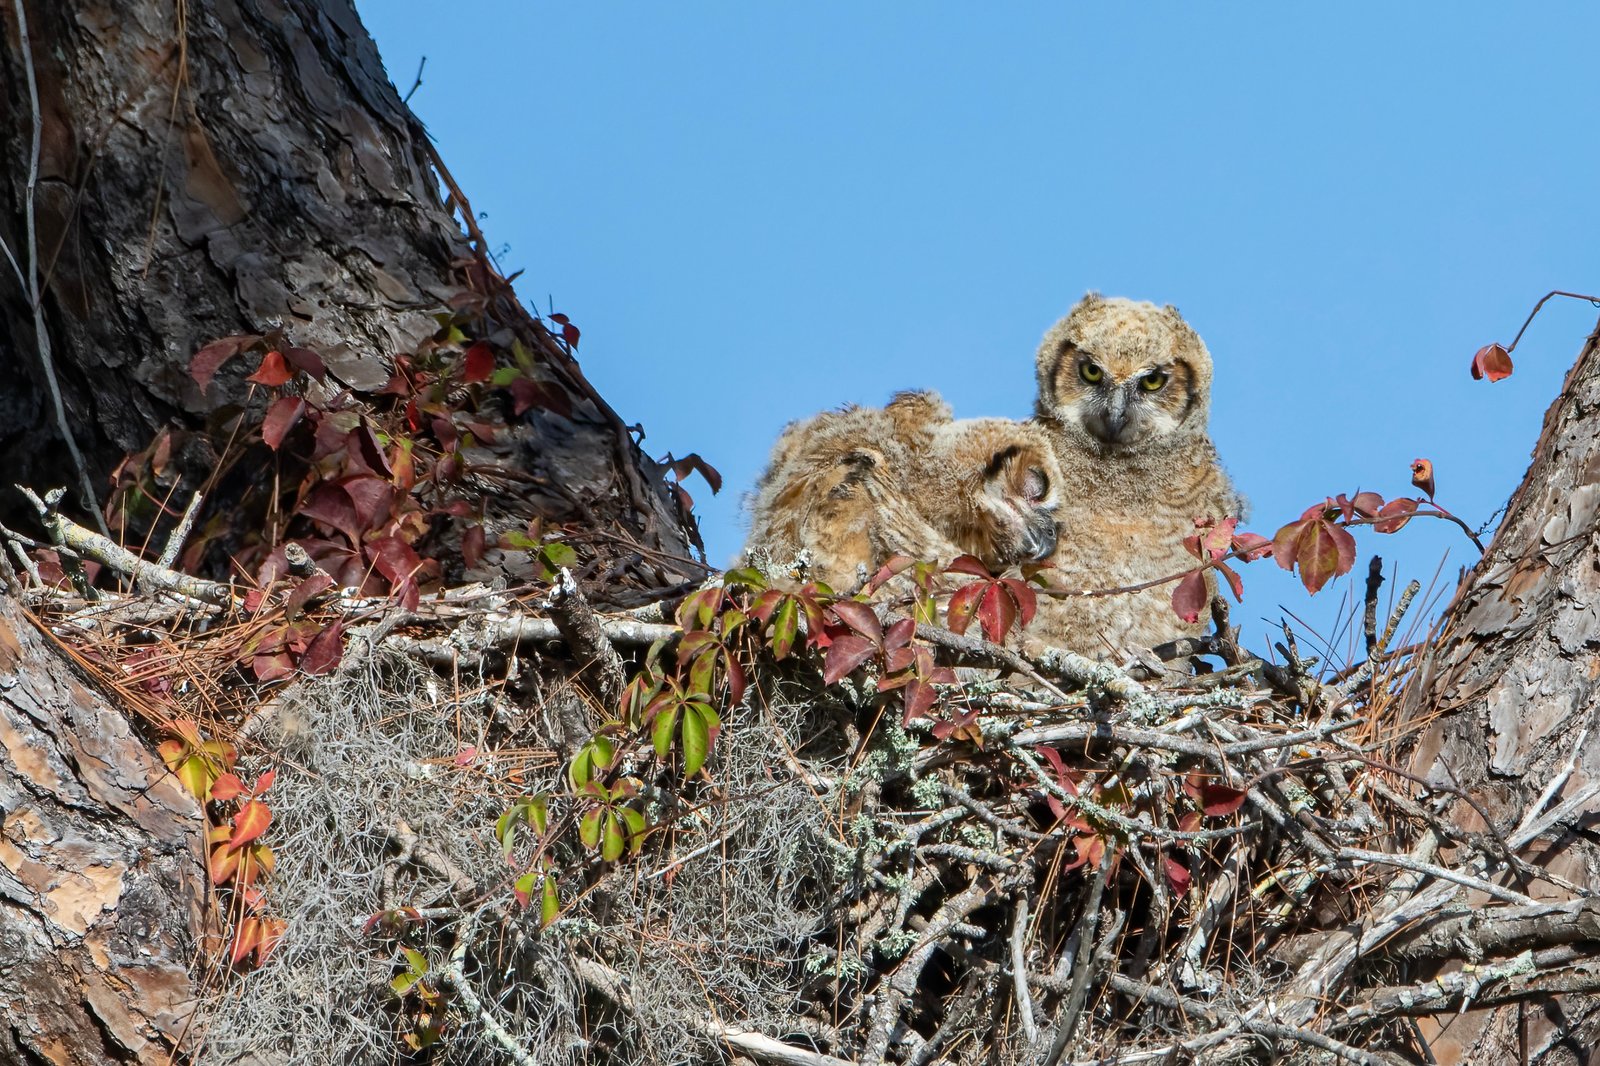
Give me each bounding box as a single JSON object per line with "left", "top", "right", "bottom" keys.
{"left": 744, "top": 391, "right": 1060, "bottom": 591}
{"left": 1031, "top": 294, "right": 1245, "bottom": 658}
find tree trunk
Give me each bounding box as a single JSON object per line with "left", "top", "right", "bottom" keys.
{"left": 1401, "top": 314, "right": 1600, "bottom": 1063}
{"left": 0, "top": 0, "right": 695, "bottom": 581}
{"left": 0, "top": 1, "right": 697, "bottom": 1060}
{"left": 0, "top": 594, "right": 206, "bottom": 1064}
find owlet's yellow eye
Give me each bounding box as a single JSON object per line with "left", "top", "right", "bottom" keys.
{"left": 1078, "top": 361, "right": 1104, "bottom": 385}
{"left": 1140, "top": 369, "right": 1168, "bottom": 392}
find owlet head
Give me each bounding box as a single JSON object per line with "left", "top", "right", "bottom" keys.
{"left": 935, "top": 419, "right": 1061, "bottom": 569}
{"left": 1034, "top": 293, "right": 1213, "bottom": 454}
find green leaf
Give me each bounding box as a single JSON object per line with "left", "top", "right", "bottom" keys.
{"left": 495, "top": 808, "right": 518, "bottom": 857}
{"left": 619, "top": 807, "right": 647, "bottom": 854}
{"left": 651, "top": 705, "right": 680, "bottom": 759}
{"left": 579, "top": 808, "right": 605, "bottom": 851}
{"left": 490, "top": 366, "right": 521, "bottom": 387}
{"left": 541, "top": 874, "right": 560, "bottom": 927}
{"left": 601, "top": 812, "right": 625, "bottom": 862}
{"left": 722, "top": 566, "right": 767, "bottom": 591}
{"left": 542, "top": 542, "right": 578, "bottom": 567}
{"left": 771, "top": 597, "right": 798, "bottom": 660}
{"left": 688, "top": 651, "right": 716, "bottom": 697}
{"left": 682, "top": 703, "right": 712, "bottom": 776}
{"left": 513, "top": 870, "right": 539, "bottom": 906}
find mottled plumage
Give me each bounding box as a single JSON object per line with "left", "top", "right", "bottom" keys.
{"left": 1031, "top": 294, "right": 1245, "bottom": 657}
{"left": 744, "top": 391, "right": 1061, "bottom": 590}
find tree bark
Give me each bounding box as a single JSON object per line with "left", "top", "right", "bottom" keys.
{"left": 1400, "top": 314, "right": 1600, "bottom": 1064}
{"left": 0, "top": 0, "right": 696, "bottom": 586}
{"left": 0, "top": 594, "right": 206, "bottom": 1064}
{"left": 0, "top": 1, "right": 697, "bottom": 1061}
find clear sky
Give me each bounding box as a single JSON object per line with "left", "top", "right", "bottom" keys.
{"left": 358, "top": 3, "right": 1598, "bottom": 663}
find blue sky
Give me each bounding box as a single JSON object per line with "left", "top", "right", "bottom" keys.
{"left": 358, "top": 3, "right": 1598, "bottom": 662}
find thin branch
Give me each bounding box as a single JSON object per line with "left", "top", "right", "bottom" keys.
{"left": 1502, "top": 290, "right": 1600, "bottom": 355}
{"left": 10, "top": 0, "right": 107, "bottom": 534}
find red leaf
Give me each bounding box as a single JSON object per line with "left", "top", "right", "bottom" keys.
{"left": 830, "top": 600, "right": 883, "bottom": 644}
{"left": 284, "top": 574, "right": 333, "bottom": 618}
{"left": 246, "top": 350, "right": 295, "bottom": 387}
{"left": 282, "top": 346, "right": 327, "bottom": 381}
{"left": 253, "top": 769, "right": 276, "bottom": 794}
{"left": 884, "top": 616, "right": 916, "bottom": 650}
{"left": 1163, "top": 855, "right": 1192, "bottom": 896}
{"left": 230, "top": 800, "right": 272, "bottom": 849}
{"left": 251, "top": 652, "right": 296, "bottom": 682}
{"left": 901, "top": 677, "right": 939, "bottom": 724}
{"left": 462, "top": 341, "right": 494, "bottom": 383}
{"left": 261, "top": 396, "right": 306, "bottom": 450}
{"left": 1411, "top": 458, "right": 1435, "bottom": 498}
{"left": 823, "top": 634, "right": 878, "bottom": 685}
{"left": 1373, "top": 497, "right": 1419, "bottom": 534}
{"left": 549, "top": 313, "right": 570, "bottom": 325}
{"left": 1470, "top": 342, "right": 1513, "bottom": 382}
{"left": 210, "top": 772, "right": 245, "bottom": 801}
{"left": 462, "top": 524, "right": 486, "bottom": 569}
{"left": 230, "top": 915, "right": 266, "bottom": 967}
{"left": 190, "top": 335, "right": 257, "bottom": 394}
{"left": 508, "top": 378, "right": 573, "bottom": 418}
{"left": 300, "top": 619, "right": 345, "bottom": 675}
{"left": 945, "top": 555, "right": 994, "bottom": 579}
{"left": 977, "top": 584, "right": 1018, "bottom": 644}
{"left": 1350, "top": 491, "right": 1385, "bottom": 518}
{"left": 1231, "top": 531, "right": 1273, "bottom": 562}
{"left": 343, "top": 477, "right": 395, "bottom": 533}
{"left": 368, "top": 536, "right": 424, "bottom": 587}
{"left": 1216, "top": 560, "right": 1244, "bottom": 602}
{"left": 300, "top": 484, "right": 362, "bottom": 544}
{"left": 1000, "top": 577, "right": 1038, "bottom": 628}
{"left": 561, "top": 322, "right": 580, "bottom": 347}
{"left": 945, "top": 582, "right": 985, "bottom": 635}
{"left": 1200, "top": 784, "right": 1247, "bottom": 817}
{"left": 669, "top": 453, "right": 723, "bottom": 494}
{"left": 352, "top": 424, "right": 391, "bottom": 476}
{"left": 1171, "top": 570, "right": 1208, "bottom": 624}
{"left": 1272, "top": 516, "right": 1356, "bottom": 595}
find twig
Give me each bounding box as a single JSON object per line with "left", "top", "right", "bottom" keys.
{"left": 157, "top": 492, "right": 205, "bottom": 569}
{"left": 860, "top": 878, "right": 1002, "bottom": 1066}
{"left": 402, "top": 55, "right": 426, "bottom": 104}
{"left": 543, "top": 567, "right": 627, "bottom": 708}
{"left": 19, "top": 485, "right": 234, "bottom": 604}
{"left": 1041, "top": 844, "right": 1114, "bottom": 1066}
{"left": 1343, "top": 956, "right": 1600, "bottom": 1021}
{"left": 1335, "top": 846, "right": 1537, "bottom": 905}
{"left": 1362, "top": 555, "right": 1383, "bottom": 657}
{"left": 1383, "top": 897, "right": 1600, "bottom": 963}
{"left": 1500, "top": 290, "right": 1600, "bottom": 356}
{"left": 10, "top": 0, "right": 107, "bottom": 534}
{"left": 434, "top": 912, "right": 542, "bottom": 1066}
{"left": 1009, "top": 890, "right": 1038, "bottom": 1043}
{"left": 1103, "top": 974, "right": 1394, "bottom": 1066}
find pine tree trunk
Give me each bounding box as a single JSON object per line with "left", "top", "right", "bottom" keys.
{"left": 0, "top": 0, "right": 693, "bottom": 572}
{"left": 1400, "top": 315, "right": 1600, "bottom": 1063}
{"left": 0, "top": 594, "right": 206, "bottom": 1063}
{"left": 0, "top": 1, "right": 695, "bottom": 1061}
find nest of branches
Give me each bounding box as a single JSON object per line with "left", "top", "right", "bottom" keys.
{"left": 9, "top": 497, "right": 1600, "bottom": 1066}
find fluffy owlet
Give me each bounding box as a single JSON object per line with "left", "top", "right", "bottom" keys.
{"left": 744, "top": 391, "right": 1061, "bottom": 591}
{"left": 1030, "top": 294, "right": 1245, "bottom": 658}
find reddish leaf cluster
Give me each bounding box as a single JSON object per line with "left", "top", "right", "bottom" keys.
{"left": 1272, "top": 491, "right": 1425, "bottom": 594}
{"left": 1172, "top": 517, "right": 1272, "bottom": 623}
{"left": 944, "top": 555, "right": 1037, "bottom": 645}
